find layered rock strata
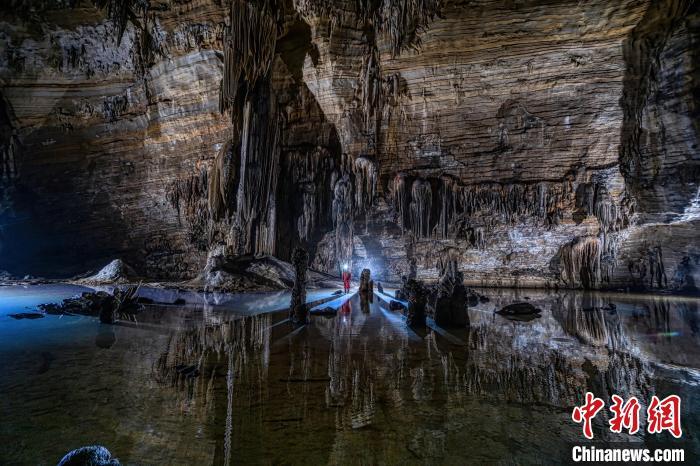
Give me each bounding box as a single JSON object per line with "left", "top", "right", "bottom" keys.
{"left": 0, "top": 0, "right": 697, "bottom": 291}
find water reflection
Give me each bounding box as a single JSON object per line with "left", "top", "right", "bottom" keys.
{"left": 0, "top": 288, "right": 698, "bottom": 464}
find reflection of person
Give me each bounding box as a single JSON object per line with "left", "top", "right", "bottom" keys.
{"left": 342, "top": 266, "right": 352, "bottom": 294}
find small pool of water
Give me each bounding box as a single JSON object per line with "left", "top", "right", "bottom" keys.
{"left": 1, "top": 285, "right": 698, "bottom": 464}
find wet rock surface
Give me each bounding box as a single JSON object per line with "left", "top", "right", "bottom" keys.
{"left": 38, "top": 287, "right": 143, "bottom": 323}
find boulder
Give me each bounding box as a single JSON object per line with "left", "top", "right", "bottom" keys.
{"left": 57, "top": 445, "right": 120, "bottom": 466}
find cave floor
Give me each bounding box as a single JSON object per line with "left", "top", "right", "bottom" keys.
{"left": 1, "top": 286, "right": 699, "bottom": 464}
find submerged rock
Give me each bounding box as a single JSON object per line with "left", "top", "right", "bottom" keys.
{"left": 9, "top": 312, "right": 44, "bottom": 320}
{"left": 37, "top": 287, "right": 144, "bottom": 323}
{"left": 496, "top": 302, "right": 543, "bottom": 321}
{"left": 57, "top": 445, "right": 120, "bottom": 466}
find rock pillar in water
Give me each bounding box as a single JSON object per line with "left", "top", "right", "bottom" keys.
{"left": 290, "top": 247, "right": 309, "bottom": 324}
{"left": 359, "top": 268, "right": 373, "bottom": 294}
{"left": 405, "top": 279, "right": 428, "bottom": 327}
{"left": 433, "top": 265, "right": 469, "bottom": 327}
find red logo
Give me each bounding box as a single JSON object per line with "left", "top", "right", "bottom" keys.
{"left": 572, "top": 393, "right": 683, "bottom": 439}
{"left": 609, "top": 394, "right": 641, "bottom": 435}
{"left": 647, "top": 395, "right": 682, "bottom": 438}
{"left": 572, "top": 392, "right": 605, "bottom": 439}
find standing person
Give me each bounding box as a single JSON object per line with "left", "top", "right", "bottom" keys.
{"left": 342, "top": 264, "right": 352, "bottom": 294}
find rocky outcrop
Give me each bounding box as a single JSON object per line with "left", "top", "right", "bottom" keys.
{"left": 0, "top": 0, "right": 697, "bottom": 291}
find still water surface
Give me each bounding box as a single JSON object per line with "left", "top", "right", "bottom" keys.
{"left": 1, "top": 285, "right": 699, "bottom": 464}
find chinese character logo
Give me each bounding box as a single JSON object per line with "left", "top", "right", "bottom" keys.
{"left": 572, "top": 392, "right": 605, "bottom": 439}
{"left": 647, "top": 395, "right": 682, "bottom": 438}
{"left": 572, "top": 393, "right": 683, "bottom": 439}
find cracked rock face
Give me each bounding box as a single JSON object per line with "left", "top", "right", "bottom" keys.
{"left": 0, "top": 0, "right": 698, "bottom": 291}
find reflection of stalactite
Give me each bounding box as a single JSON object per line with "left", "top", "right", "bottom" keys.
{"left": 410, "top": 179, "right": 432, "bottom": 238}
{"left": 561, "top": 308, "right": 609, "bottom": 346}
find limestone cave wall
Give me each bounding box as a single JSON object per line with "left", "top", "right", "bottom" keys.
{"left": 0, "top": 0, "right": 698, "bottom": 291}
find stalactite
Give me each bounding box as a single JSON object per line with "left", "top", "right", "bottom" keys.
{"left": 352, "top": 156, "right": 377, "bottom": 212}
{"left": 275, "top": 146, "right": 338, "bottom": 264}
{"left": 375, "top": 0, "right": 443, "bottom": 56}
{"left": 360, "top": 47, "right": 382, "bottom": 133}
{"left": 207, "top": 140, "right": 238, "bottom": 222}
{"left": 436, "top": 175, "right": 458, "bottom": 239}
{"left": 0, "top": 130, "right": 18, "bottom": 183}
{"left": 219, "top": 0, "right": 278, "bottom": 120}
{"left": 409, "top": 179, "right": 432, "bottom": 238}
{"left": 94, "top": 0, "right": 143, "bottom": 44}
{"left": 628, "top": 245, "right": 668, "bottom": 289}
{"left": 392, "top": 172, "right": 410, "bottom": 232}
{"left": 459, "top": 181, "right": 569, "bottom": 227}
{"left": 558, "top": 236, "right": 604, "bottom": 289}
{"left": 167, "top": 166, "right": 209, "bottom": 247}
{"left": 575, "top": 181, "right": 628, "bottom": 232}
{"left": 235, "top": 87, "right": 281, "bottom": 256}
{"left": 332, "top": 173, "right": 354, "bottom": 269}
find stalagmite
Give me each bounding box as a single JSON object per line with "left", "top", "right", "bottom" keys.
{"left": 404, "top": 278, "right": 428, "bottom": 327}
{"left": 431, "top": 259, "right": 469, "bottom": 327}
{"left": 359, "top": 268, "right": 373, "bottom": 294}
{"left": 290, "top": 247, "right": 309, "bottom": 324}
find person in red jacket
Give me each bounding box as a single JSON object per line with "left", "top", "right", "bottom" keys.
{"left": 342, "top": 264, "right": 352, "bottom": 294}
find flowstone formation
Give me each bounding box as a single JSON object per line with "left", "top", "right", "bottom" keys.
{"left": 0, "top": 0, "right": 697, "bottom": 292}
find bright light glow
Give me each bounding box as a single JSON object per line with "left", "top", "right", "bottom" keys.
{"left": 342, "top": 263, "right": 349, "bottom": 271}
